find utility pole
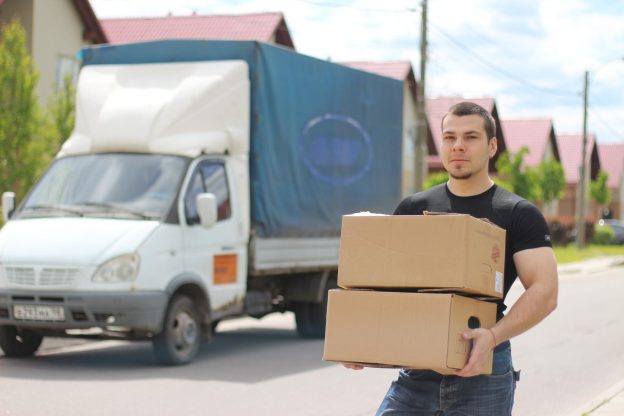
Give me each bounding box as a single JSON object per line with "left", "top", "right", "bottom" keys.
{"left": 576, "top": 70, "right": 589, "bottom": 249}
{"left": 414, "top": 0, "right": 428, "bottom": 192}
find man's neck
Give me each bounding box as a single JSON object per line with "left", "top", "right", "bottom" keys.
{"left": 446, "top": 176, "right": 494, "bottom": 197}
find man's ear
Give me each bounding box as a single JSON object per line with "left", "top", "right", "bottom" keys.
{"left": 489, "top": 137, "right": 498, "bottom": 159}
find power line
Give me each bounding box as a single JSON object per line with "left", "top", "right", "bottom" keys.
{"left": 428, "top": 21, "right": 579, "bottom": 98}
{"left": 588, "top": 106, "right": 624, "bottom": 142}
{"left": 293, "top": 0, "right": 415, "bottom": 13}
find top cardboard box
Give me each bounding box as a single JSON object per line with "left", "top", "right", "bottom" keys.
{"left": 338, "top": 213, "right": 506, "bottom": 299}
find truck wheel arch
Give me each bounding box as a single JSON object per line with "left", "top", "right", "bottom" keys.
{"left": 165, "top": 275, "right": 211, "bottom": 331}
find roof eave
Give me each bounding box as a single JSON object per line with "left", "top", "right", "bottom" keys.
{"left": 72, "top": 0, "right": 108, "bottom": 44}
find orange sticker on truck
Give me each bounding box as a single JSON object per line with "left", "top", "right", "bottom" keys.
{"left": 214, "top": 254, "right": 237, "bottom": 284}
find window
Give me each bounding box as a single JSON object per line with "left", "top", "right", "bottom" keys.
{"left": 184, "top": 162, "right": 231, "bottom": 225}
{"left": 56, "top": 55, "right": 79, "bottom": 88}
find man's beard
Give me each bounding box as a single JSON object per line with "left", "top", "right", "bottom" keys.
{"left": 449, "top": 170, "right": 472, "bottom": 180}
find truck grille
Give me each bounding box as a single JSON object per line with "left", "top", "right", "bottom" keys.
{"left": 4, "top": 266, "right": 82, "bottom": 287}
{"left": 6, "top": 267, "right": 36, "bottom": 285}
{"left": 40, "top": 268, "right": 81, "bottom": 286}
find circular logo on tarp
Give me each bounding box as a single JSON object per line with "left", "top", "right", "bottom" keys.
{"left": 299, "top": 114, "right": 374, "bottom": 186}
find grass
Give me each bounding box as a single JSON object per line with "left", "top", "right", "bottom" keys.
{"left": 553, "top": 244, "right": 624, "bottom": 264}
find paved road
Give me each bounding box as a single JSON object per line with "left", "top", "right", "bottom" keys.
{"left": 0, "top": 264, "right": 622, "bottom": 415}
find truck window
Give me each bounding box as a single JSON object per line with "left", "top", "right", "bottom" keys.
{"left": 184, "top": 162, "right": 231, "bottom": 225}
{"left": 19, "top": 153, "right": 188, "bottom": 220}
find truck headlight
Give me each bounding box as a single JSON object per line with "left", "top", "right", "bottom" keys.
{"left": 92, "top": 254, "right": 140, "bottom": 283}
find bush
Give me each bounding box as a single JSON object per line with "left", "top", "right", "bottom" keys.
{"left": 593, "top": 225, "right": 615, "bottom": 245}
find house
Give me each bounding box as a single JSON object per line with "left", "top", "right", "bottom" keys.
{"left": 597, "top": 143, "right": 624, "bottom": 220}
{"left": 426, "top": 97, "right": 508, "bottom": 173}
{"left": 501, "top": 118, "right": 562, "bottom": 219}
{"left": 556, "top": 134, "right": 601, "bottom": 228}
{"left": 99, "top": 12, "right": 295, "bottom": 49}
{"left": 341, "top": 61, "right": 434, "bottom": 196}
{"left": 0, "top": 0, "right": 106, "bottom": 104}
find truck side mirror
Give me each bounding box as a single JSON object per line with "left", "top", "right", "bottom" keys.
{"left": 2, "top": 192, "right": 15, "bottom": 223}
{"left": 196, "top": 193, "right": 218, "bottom": 228}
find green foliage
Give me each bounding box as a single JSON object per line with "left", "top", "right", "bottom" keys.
{"left": 536, "top": 158, "right": 565, "bottom": 204}
{"left": 593, "top": 224, "right": 615, "bottom": 245}
{"left": 45, "top": 74, "right": 76, "bottom": 153}
{"left": 0, "top": 20, "right": 78, "bottom": 208}
{"left": 0, "top": 20, "right": 46, "bottom": 201}
{"left": 494, "top": 147, "right": 538, "bottom": 201}
{"left": 424, "top": 171, "right": 448, "bottom": 189}
{"left": 589, "top": 170, "right": 612, "bottom": 206}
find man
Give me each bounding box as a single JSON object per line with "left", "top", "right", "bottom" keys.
{"left": 344, "top": 102, "right": 558, "bottom": 415}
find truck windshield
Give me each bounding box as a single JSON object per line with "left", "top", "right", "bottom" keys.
{"left": 19, "top": 153, "right": 189, "bottom": 220}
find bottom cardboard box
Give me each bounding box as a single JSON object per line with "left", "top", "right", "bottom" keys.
{"left": 323, "top": 289, "right": 497, "bottom": 375}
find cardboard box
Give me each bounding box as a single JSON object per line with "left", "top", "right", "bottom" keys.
{"left": 338, "top": 214, "right": 506, "bottom": 299}
{"left": 323, "top": 289, "right": 497, "bottom": 374}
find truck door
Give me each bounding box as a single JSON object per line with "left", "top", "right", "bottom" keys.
{"left": 181, "top": 159, "right": 246, "bottom": 316}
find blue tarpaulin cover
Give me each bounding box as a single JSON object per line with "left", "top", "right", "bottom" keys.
{"left": 81, "top": 40, "right": 403, "bottom": 237}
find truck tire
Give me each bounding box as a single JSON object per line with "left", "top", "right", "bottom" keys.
{"left": 152, "top": 295, "right": 202, "bottom": 365}
{"left": 0, "top": 325, "right": 43, "bottom": 357}
{"left": 295, "top": 276, "right": 337, "bottom": 339}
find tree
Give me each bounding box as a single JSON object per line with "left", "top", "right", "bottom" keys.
{"left": 424, "top": 171, "right": 448, "bottom": 190}
{"left": 0, "top": 20, "right": 45, "bottom": 200}
{"left": 45, "top": 74, "right": 76, "bottom": 153}
{"left": 494, "top": 147, "right": 538, "bottom": 201}
{"left": 535, "top": 158, "right": 565, "bottom": 205}
{"left": 590, "top": 170, "right": 612, "bottom": 213}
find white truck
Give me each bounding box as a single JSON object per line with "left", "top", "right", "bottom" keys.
{"left": 0, "top": 40, "right": 403, "bottom": 364}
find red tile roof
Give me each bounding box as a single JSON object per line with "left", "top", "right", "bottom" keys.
{"left": 341, "top": 61, "right": 413, "bottom": 81}
{"left": 557, "top": 134, "right": 599, "bottom": 184}
{"left": 100, "top": 12, "right": 294, "bottom": 48}
{"left": 501, "top": 118, "right": 558, "bottom": 167}
{"left": 597, "top": 143, "right": 624, "bottom": 189}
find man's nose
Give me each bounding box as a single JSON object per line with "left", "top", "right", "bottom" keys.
{"left": 452, "top": 137, "right": 466, "bottom": 151}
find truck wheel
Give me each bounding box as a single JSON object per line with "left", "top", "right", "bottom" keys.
{"left": 295, "top": 276, "right": 337, "bottom": 339}
{"left": 0, "top": 325, "right": 43, "bottom": 357}
{"left": 152, "top": 295, "right": 202, "bottom": 365}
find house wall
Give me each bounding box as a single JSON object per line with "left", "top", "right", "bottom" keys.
{"left": 31, "top": 0, "right": 86, "bottom": 104}
{"left": 0, "top": 0, "right": 34, "bottom": 51}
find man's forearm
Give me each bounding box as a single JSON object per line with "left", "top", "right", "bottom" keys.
{"left": 490, "top": 281, "right": 557, "bottom": 346}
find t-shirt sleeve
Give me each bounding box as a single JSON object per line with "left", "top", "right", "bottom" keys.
{"left": 510, "top": 200, "right": 553, "bottom": 254}
{"left": 393, "top": 197, "right": 426, "bottom": 215}
{"left": 393, "top": 198, "right": 411, "bottom": 215}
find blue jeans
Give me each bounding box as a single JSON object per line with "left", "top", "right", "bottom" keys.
{"left": 376, "top": 341, "right": 518, "bottom": 416}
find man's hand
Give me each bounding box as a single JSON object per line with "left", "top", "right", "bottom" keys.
{"left": 454, "top": 327, "right": 496, "bottom": 377}
{"left": 342, "top": 363, "right": 365, "bottom": 370}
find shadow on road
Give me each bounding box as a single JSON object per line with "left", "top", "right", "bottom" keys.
{"left": 0, "top": 326, "right": 331, "bottom": 383}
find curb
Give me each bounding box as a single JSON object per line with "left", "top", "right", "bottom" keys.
{"left": 557, "top": 256, "right": 624, "bottom": 276}
{"left": 566, "top": 379, "right": 624, "bottom": 415}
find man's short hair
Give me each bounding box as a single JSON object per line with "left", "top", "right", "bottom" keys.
{"left": 441, "top": 101, "right": 496, "bottom": 140}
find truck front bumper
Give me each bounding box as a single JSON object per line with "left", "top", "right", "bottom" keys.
{"left": 0, "top": 290, "right": 168, "bottom": 332}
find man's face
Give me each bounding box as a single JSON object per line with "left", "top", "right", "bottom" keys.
{"left": 440, "top": 114, "right": 497, "bottom": 180}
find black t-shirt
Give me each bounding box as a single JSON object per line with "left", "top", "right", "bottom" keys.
{"left": 394, "top": 183, "right": 552, "bottom": 319}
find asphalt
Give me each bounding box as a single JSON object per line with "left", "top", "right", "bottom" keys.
{"left": 559, "top": 255, "right": 624, "bottom": 416}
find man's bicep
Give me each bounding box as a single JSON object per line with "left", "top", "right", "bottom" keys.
{"left": 512, "top": 247, "right": 558, "bottom": 290}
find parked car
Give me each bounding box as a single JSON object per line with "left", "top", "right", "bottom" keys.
{"left": 597, "top": 219, "right": 624, "bottom": 244}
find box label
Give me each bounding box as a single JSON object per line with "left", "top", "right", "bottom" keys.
{"left": 495, "top": 271, "right": 503, "bottom": 293}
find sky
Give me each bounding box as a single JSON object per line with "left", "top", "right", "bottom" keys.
{"left": 89, "top": 0, "right": 624, "bottom": 144}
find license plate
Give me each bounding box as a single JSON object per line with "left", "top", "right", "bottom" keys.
{"left": 13, "top": 305, "right": 65, "bottom": 322}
